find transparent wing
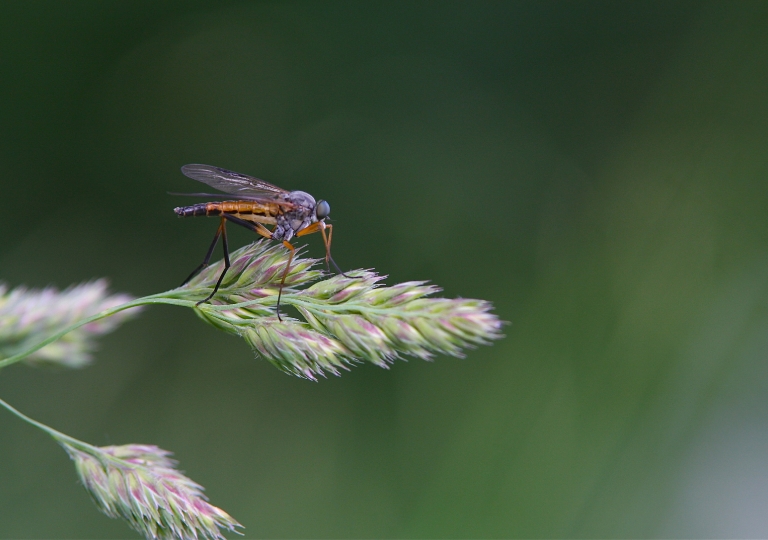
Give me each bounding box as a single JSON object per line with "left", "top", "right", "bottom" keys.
{"left": 168, "top": 191, "right": 288, "bottom": 203}
{"left": 180, "top": 164, "right": 289, "bottom": 197}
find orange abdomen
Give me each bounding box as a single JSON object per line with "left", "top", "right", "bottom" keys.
{"left": 174, "top": 201, "right": 280, "bottom": 219}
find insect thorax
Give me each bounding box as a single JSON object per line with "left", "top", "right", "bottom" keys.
{"left": 273, "top": 190, "right": 317, "bottom": 241}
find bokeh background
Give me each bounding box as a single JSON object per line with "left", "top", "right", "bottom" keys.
{"left": 1, "top": 1, "right": 768, "bottom": 537}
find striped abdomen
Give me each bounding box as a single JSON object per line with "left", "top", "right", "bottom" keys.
{"left": 174, "top": 201, "right": 280, "bottom": 222}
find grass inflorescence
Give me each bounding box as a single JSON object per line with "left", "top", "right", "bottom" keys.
{"left": 0, "top": 280, "right": 140, "bottom": 368}
{"left": 169, "top": 240, "right": 504, "bottom": 380}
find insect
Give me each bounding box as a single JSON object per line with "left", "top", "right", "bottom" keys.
{"left": 174, "top": 164, "right": 352, "bottom": 319}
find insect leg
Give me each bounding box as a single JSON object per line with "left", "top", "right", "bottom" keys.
{"left": 295, "top": 220, "right": 324, "bottom": 237}
{"left": 196, "top": 218, "right": 231, "bottom": 306}
{"left": 295, "top": 221, "right": 352, "bottom": 276}
{"left": 221, "top": 213, "right": 274, "bottom": 239}
{"left": 182, "top": 219, "right": 224, "bottom": 285}
{"left": 322, "top": 224, "right": 359, "bottom": 278}
{"left": 220, "top": 214, "right": 289, "bottom": 320}
{"left": 276, "top": 241, "right": 296, "bottom": 322}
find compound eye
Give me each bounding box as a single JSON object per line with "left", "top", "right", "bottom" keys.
{"left": 316, "top": 200, "right": 330, "bottom": 220}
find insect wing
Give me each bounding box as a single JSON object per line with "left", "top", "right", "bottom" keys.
{"left": 168, "top": 191, "right": 290, "bottom": 203}
{"left": 181, "top": 164, "right": 289, "bottom": 197}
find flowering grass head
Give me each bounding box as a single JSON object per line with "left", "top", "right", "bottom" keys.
{"left": 61, "top": 441, "right": 241, "bottom": 540}
{"left": 0, "top": 280, "right": 140, "bottom": 368}
{"left": 172, "top": 240, "right": 504, "bottom": 380}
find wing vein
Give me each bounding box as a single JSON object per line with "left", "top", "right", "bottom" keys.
{"left": 180, "top": 164, "right": 289, "bottom": 197}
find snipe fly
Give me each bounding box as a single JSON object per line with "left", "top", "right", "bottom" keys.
{"left": 174, "top": 164, "right": 352, "bottom": 319}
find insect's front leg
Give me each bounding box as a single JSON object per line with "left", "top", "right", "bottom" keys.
{"left": 321, "top": 224, "right": 358, "bottom": 278}
{"left": 296, "top": 221, "right": 333, "bottom": 273}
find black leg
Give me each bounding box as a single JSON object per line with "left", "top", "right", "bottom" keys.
{"left": 328, "top": 254, "right": 356, "bottom": 278}
{"left": 182, "top": 219, "right": 224, "bottom": 286}
{"left": 276, "top": 241, "right": 296, "bottom": 322}
{"left": 322, "top": 224, "right": 360, "bottom": 278}
{"left": 195, "top": 218, "right": 231, "bottom": 306}
{"left": 222, "top": 213, "right": 260, "bottom": 233}
{"left": 185, "top": 213, "right": 299, "bottom": 318}
{"left": 221, "top": 214, "right": 291, "bottom": 320}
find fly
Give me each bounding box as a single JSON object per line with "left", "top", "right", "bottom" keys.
{"left": 173, "top": 164, "right": 352, "bottom": 320}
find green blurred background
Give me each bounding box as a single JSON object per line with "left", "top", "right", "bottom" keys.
{"left": 1, "top": 1, "right": 768, "bottom": 537}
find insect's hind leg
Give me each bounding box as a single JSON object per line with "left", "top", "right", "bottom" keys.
{"left": 221, "top": 213, "right": 273, "bottom": 239}
{"left": 181, "top": 218, "right": 225, "bottom": 286}
{"left": 195, "top": 217, "right": 232, "bottom": 306}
